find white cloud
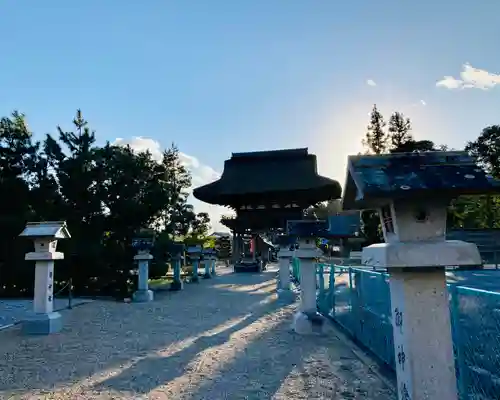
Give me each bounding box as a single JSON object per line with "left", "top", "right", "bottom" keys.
{"left": 420, "top": 100, "right": 426, "bottom": 106}
{"left": 366, "top": 79, "right": 377, "bottom": 87}
{"left": 436, "top": 63, "right": 500, "bottom": 90}
{"left": 112, "top": 136, "right": 231, "bottom": 233}
{"left": 114, "top": 137, "right": 163, "bottom": 161}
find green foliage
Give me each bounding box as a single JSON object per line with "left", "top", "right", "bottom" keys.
{"left": 190, "top": 212, "right": 211, "bottom": 238}
{"left": 203, "top": 236, "right": 216, "bottom": 249}
{"left": 304, "top": 199, "right": 342, "bottom": 220}
{"left": 358, "top": 104, "right": 497, "bottom": 242}
{"left": 458, "top": 126, "right": 500, "bottom": 230}
{"left": 215, "top": 236, "right": 232, "bottom": 260}
{"left": 0, "top": 110, "right": 211, "bottom": 298}
{"left": 149, "top": 262, "right": 171, "bottom": 279}
{"left": 448, "top": 196, "right": 498, "bottom": 229}
{"left": 465, "top": 125, "right": 500, "bottom": 178}
{"left": 388, "top": 111, "right": 412, "bottom": 149}
{"left": 363, "top": 105, "right": 387, "bottom": 155}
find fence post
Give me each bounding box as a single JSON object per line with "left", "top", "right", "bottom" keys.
{"left": 329, "top": 265, "right": 336, "bottom": 317}
{"left": 317, "top": 263, "right": 325, "bottom": 292}
{"left": 68, "top": 278, "right": 73, "bottom": 309}
{"left": 316, "top": 263, "right": 325, "bottom": 312}
{"left": 348, "top": 267, "right": 357, "bottom": 337}
{"left": 449, "top": 284, "right": 468, "bottom": 399}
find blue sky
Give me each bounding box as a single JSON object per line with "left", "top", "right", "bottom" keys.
{"left": 1, "top": 1, "right": 499, "bottom": 231}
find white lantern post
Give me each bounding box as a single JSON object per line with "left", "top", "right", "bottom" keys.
{"left": 19, "top": 221, "right": 71, "bottom": 335}
{"left": 342, "top": 151, "right": 500, "bottom": 400}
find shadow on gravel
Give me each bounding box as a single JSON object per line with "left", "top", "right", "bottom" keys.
{"left": 93, "top": 297, "right": 285, "bottom": 395}
{"left": 177, "top": 319, "right": 396, "bottom": 400}
{"left": 0, "top": 268, "right": 279, "bottom": 397}
{"left": 182, "top": 317, "right": 397, "bottom": 400}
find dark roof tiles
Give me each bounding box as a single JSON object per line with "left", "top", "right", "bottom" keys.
{"left": 343, "top": 151, "right": 500, "bottom": 210}
{"left": 193, "top": 148, "right": 341, "bottom": 206}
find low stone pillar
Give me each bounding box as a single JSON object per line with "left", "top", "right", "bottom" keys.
{"left": 192, "top": 257, "right": 200, "bottom": 282}
{"left": 170, "top": 243, "right": 185, "bottom": 291}
{"left": 210, "top": 256, "right": 217, "bottom": 276}
{"left": 292, "top": 238, "right": 324, "bottom": 335}
{"left": 170, "top": 255, "right": 184, "bottom": 290}
{"left": 187, "top": 246, "right": 202, "bottom": 283}
{"left": 131, "top": 232, "right": 155, "bottom": 302}
{"left": 19, "top": 221, "right": 71, "bottom": 335}
{"left": 277, "top": 246, "right": 295, "bottom": 303}
{"left": 133, "top": 253, "right": 154, "bottom": 302}
{"left": 202, "top": 254, "right": 212, "bottom": 279}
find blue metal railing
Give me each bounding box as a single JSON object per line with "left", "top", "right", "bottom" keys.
{"left": 292, "top": 258, "right": 500, "bottom": 399}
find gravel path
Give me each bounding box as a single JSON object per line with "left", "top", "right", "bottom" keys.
{"left": 0, "top": 298, "right": 92, "bottom": 329}
{"left": 0, "top": 266, "right": 395, "bottom": 400}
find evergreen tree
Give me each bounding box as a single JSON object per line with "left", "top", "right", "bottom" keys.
{"left": 361, "top": 105, "right": 386, "bottom": 243}
{"left": 466, "top": 125, "right": 500, "bottom": 178}
{"left": 190, "top": 212, "right": 211, "bottom": 237}
{"left": 160, "top": 143, "right": 194, "bottom": 237}
{"left": 0, "top": 112, "right": 39, "bottom": 295}
{"left": 0, "top": 109, "right": 211, "bottom": 297}
{"left": 388, "top": 111, "right": 413, "bottom": 151}
{"left": 363, "top": 104, "right": 387, "bottom": 154}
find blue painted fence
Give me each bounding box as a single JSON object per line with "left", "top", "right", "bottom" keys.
{"left": 292, "top": 260, "right": 500, "bottom": 399}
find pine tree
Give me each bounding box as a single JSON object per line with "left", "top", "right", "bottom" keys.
{"left": 388, "top": 111, "right": 413, "bottom": 151}
{"left": 161, "top": 143, "right": 195, "bottom": 237}
{"left": 360, "top": 105, "right": 387, "bottom": 244}
{"left": 363, "top": 104, "right": 387, "bottom": 154}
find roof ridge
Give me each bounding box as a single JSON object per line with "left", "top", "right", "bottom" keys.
{"left": 231, "top": 148, "right": 308, "bottom": 159}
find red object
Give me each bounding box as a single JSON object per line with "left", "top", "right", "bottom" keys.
{"left": 250, "top": 238, "right": 255, "bottom": 254}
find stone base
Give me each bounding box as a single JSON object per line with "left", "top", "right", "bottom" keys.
{"left": 277, "top": 288, "right": 296, "bottom": 303}
{"left": 277, "top": 279, "right": 292, "bottom": 290}
{"left": 170, "top": 280, "right": 184, "bottom": 291}
{"left": 203, "top": 273, "right": 212, "bottom": 279}
{"left": 291, "top": 311, "right": 325, "bottom": 335}
{"left": 133, "top": 289, "right": 154, "bottom": 302}
{"left": 22, "top": 312, "right": 62, "bottom": 335}
{"left": 362, "top": 240, "right": 482, "bottom": 269}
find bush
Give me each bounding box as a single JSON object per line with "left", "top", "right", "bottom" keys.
{"left": 149, "top": 261, "right": 171, "bottom": 279}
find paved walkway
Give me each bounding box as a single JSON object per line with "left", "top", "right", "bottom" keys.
{"left": 0, "top": 266, "right": 395, "bottom": 400}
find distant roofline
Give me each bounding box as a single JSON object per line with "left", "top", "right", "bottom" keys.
{"left": 349, "top": 150, "right": 472, "bottom": 165}
{"left": 231, "top": 148, "right": 308, "bottom": 160}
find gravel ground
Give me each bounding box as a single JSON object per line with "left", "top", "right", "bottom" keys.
{"left": 0, "top": 266, "right": 395, "bottom": 400}
{"left": 0, "top": 299, "right": 93, "bottom": 329}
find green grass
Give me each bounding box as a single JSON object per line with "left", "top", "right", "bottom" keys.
{"left": 148, "top": 267, "right": 193, "bottom": 286}
{"left": 148, "top": 277, "right": 173, "bottom": 286}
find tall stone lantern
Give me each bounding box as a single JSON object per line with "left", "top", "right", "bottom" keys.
{"left": 131, "top": 228, "right": 156, "bottom": 303}
{"left": 287, "top": 219, "right": 329, "bottom": 335}
{"left": 342, "top": 151, "right": 500, "bottom": 400}
{"left": 19, "top": 221, "right": 71, "bottom": 335}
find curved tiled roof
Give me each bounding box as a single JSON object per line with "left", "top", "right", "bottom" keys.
{"left": 342, "top": 151, "right": 500, "bottom": 210}
{"left": 193, "top": 148, "right": 341, "bottom": 206}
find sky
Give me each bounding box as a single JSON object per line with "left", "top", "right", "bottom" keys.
{"left": 1, "top": 1, "right": 500, "bottom": 232}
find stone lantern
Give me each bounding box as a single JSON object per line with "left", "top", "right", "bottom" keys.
{"left": 168, "top": 242, "right": 185, "bottom": 291}
{"left": 19, "top": 221, "right": 71, "bottom": 334}
{"left": 131, "top": 228, "right": 155, "bottom": 303}
{"left": 187, "top": 245, "right": 202, "bottom": 283}
{"left": 287, "top": 219, "right": 329, "bottom": 335}
{"left": 342, "top": 151, "right": 500, "bottom": 400}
